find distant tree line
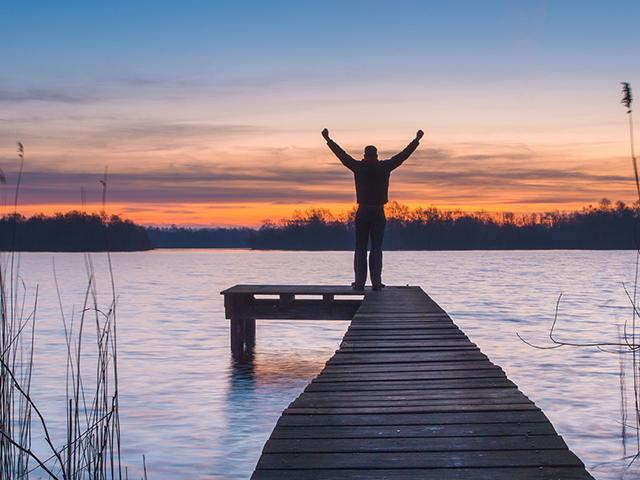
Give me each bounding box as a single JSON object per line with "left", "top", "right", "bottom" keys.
{"left": 7, "top": 199, "right": 639, "bottom": 251}
{"left": 0, "top": 212, "right": 152, "bottom": 251}
{"left": 146, "top": 226, "right": 251, "bottom": 248}
{"left": 248, "top": 199, "right": 640, "bottom": 250}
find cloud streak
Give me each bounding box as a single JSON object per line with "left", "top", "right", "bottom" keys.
{"left": 91, "top": 122, "right": 270, "bottom": 143}
{"left": 3, "top": 151, "right": 632, "bottom": 208}
{"left": 0, "top": 88, "right": 96, "bottom": 104}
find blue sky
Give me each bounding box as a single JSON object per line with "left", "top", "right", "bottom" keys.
{"left": 3, "top": 1, "right": 637, "bottom": 82}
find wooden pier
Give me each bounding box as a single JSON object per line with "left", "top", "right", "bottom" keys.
{"left": 221, "top": 285, "right": 594, "bottom": 479}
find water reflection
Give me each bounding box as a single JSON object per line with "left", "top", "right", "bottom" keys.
{"left": 230, "top": 354, "right": 256, "bottom": 388}
{"left": 220, "top": 328, "right": 346, "bottom": 478}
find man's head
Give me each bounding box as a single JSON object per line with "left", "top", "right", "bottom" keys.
{"left": 364, "top": 145, "right": 378, "bottom": 161}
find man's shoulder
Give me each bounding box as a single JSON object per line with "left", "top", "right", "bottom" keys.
{"left": 379, "top": 159, "right": 395, "bottom": 170}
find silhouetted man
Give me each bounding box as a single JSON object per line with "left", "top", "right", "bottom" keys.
{"left": 322, "top": 128, "right": 424, "bottom": 290}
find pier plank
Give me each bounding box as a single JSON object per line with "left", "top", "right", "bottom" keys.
{"left": 256, "top": 450, "right": 584, "bottom": 469}
{"left": 313, "top": 370, "right": 506, "bottom": 382}
{"left": 269, "top": 422, "right": 559, "bottom": 439}
{"left": 252, "top": 467, "right": 593, "bottom": 480}
{"left": 262, "top": 435, "right": 568, "bottom": 453}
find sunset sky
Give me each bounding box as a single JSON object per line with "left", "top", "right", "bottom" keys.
{"left": 1, "top": 0, "right": 639, "bottom": 226}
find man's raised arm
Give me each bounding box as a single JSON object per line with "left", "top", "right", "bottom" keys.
{"left": 386, "top": 130, "right": 424, "bottom": 170}
{"left": 322, "top": 128, "right": 359, "bottom": 171}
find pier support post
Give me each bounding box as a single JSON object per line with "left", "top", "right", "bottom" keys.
{"left": 230, "top": 315, "right": 246, "bottom": 358}
{"left": 226, "top": 293, "right": 255, "bottom": 361}
{"left": 245, "top": 318, "right": 256, "bottom": 348}
{"left": 230, "top": 315, "right": 255, "bottom": 360}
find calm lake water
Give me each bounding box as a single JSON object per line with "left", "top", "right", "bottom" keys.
{"left": 13, "top": 249, "right": 640, "bottom": 479}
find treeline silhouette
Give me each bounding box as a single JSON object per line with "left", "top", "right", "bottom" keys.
{"left": 0, "top": 211, "right": 152, "bottom": 251}
{"left": 147, "top": 226, "right": 251, "bottom": 248}
{"left": 248, "top": 199, "right": 640, "bottom": 250}
{"left": 7, "top": 199, "right": 638, "bottom": 251}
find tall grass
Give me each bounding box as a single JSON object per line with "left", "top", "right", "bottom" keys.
{"left": 0, "top": 143, "right": 130, "bottom": 479}
{"left": 622, "top": 81, "right": 640, "bottom": 462}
